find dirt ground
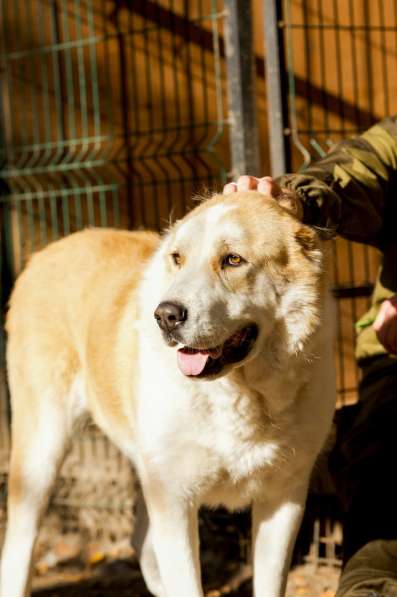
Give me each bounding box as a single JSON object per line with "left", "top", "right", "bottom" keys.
{"left": 32, "top": 562, "right": 340, "bottom": 597}
{"left": 1, "top": 499, "right": 342, "bottom": 597}
{"left": 31, "top": 551, "right": 340, "bottom": 597}
{"left": 33, "top": 537, "right": 339, "bottom": 597}
{"left": 2, "top": 492, "right": 341, "bottom": 597}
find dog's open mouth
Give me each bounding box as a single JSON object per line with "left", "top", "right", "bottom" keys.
{"left": 176, "top": 324, "right": 258, "bottom": 378}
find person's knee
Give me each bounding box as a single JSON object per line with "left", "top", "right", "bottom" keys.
{"left": 336, "top": 540, "right": 397, "bottom": 597}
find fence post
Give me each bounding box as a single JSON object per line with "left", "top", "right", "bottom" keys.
{"left": 224, "top": 0, "right": 260, "bottom": 178}
{"left": 0, "top": 83, "right": 12, "bottom": 449}
{"left": 0, "top": 198, "right": 12, "bottom": 448}
{"left": 263, "top": 0, "right": 290, "bottom": 176}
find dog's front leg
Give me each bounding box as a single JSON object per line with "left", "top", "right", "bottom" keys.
{"left": 144, "top": 487, "right": 203, "bottom": 597}
{"left": 252, "top": 483, "right": 308, "bottom": 597}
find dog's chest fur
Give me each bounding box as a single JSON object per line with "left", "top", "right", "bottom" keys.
{"left": 133, "top": 336, "right": 306, "bottom": 510}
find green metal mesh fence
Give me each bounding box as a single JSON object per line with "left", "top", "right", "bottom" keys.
{"left": 0, "top": 0, "right": 229, "bottom": 533}
{"left": 0, "top": 0, "right": 228, "bottom": 267}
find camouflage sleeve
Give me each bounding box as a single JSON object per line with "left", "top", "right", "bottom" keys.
{"left": 276, "top": 116, "right": 397, "bottom": 247}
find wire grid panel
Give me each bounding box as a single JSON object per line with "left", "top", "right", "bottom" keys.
{"left": 281, "top": 0, "right": 397, "bottom": 405}
{"left": 0, "top": 0, "right": 229, "bottom": 268}
{"left": 0, "top": 0, "right": 229, "bottom": 535}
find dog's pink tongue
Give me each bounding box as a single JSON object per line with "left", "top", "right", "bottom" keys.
{"left": 177, "top": 349, "right": 209, "bottom": 376}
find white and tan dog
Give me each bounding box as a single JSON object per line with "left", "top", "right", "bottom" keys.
{"left": 0, "top": 191, "right": 335, "bottom": 597}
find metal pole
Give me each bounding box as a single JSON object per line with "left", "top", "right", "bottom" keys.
{"left": 0, "top": 71, "right": 13, "bottom": 433}
{"left": 264, "top": 0, "right": 290, "bottom": 176}
{"left": 224, "top": 0, "right": 260, "bottom": 178}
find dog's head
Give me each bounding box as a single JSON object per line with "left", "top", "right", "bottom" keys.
{"left": 153, "top": 191, "right": 324, "bottom": 379}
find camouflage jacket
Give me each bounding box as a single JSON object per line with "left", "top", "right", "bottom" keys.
{"left": 277, "top": 117, "right": 397, "bottom": 363}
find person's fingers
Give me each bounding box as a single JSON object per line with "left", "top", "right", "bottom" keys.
{"left": 378, "top": 322, "right": 391, "bottom": 353}
{"left": 381, "top": 307, "right": 397, "bottom": 354}
{"left": 381, "top": 322, "right": 395, "bottom": 354}
{"left": 373, "top": 299, "right": 396, "bottom": 333}
{"left": 223, "top": 175, "right": 281, "bottom": 196}
{"left": 373, "top": 302, "right": 387, "bottom": 332}
{"left": 374, "top": 302, "right": 390, "bottom": 350}
{"left": 236, "top": 175, "right": 260, "bottom": 192}
{"left": 386, "top": 319, "right": 397, "bottom": 354}
{"left": 373, "top": 298, "right": 397, "bottom": 354}
{"left": 223, "top": 182, "right": 237, "bottom": 195}
{"left": 257, "top": 177, "right": 281, "bottom": 197}
{"left": 223, "top": 174, "right": 283, "bottom": 199}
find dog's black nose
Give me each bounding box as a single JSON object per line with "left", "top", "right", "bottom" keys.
{"left": 154, "top": 301, "right": 188, "bottom": 332}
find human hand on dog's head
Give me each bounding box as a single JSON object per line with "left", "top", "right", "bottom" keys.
{"left": 373, "top": 295, "right": 397, "bottom": 355}
{"left": 223, "top": 175, "right": 303, "bottom": 220}
{"left": 223, "top": 175, "right": 280, "bottom": 197}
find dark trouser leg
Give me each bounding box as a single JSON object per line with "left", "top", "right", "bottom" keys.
{"left": 336, "top": 540, "right": 397, "bottom": 597}
{"left": 332, "top": 356, "right": 397, "bottom": 596}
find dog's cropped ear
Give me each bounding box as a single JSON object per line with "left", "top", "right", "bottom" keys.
{"left": 277, "top": 190, "right": 303, "bottom": 221}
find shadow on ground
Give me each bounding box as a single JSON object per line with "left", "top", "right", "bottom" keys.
{"left": 33, "top": 576, "right": 252, "bottom": 597}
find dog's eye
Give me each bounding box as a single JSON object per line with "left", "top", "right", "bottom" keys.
{"left": 171, "top": 252, "right": 182, "bottom": 266}
{"left": 222, "top": 254, "right": 244, "bottom": 268}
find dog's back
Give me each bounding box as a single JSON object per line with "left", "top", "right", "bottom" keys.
{"left": 6, "top": 228, "right": 159, "bottom": 402}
